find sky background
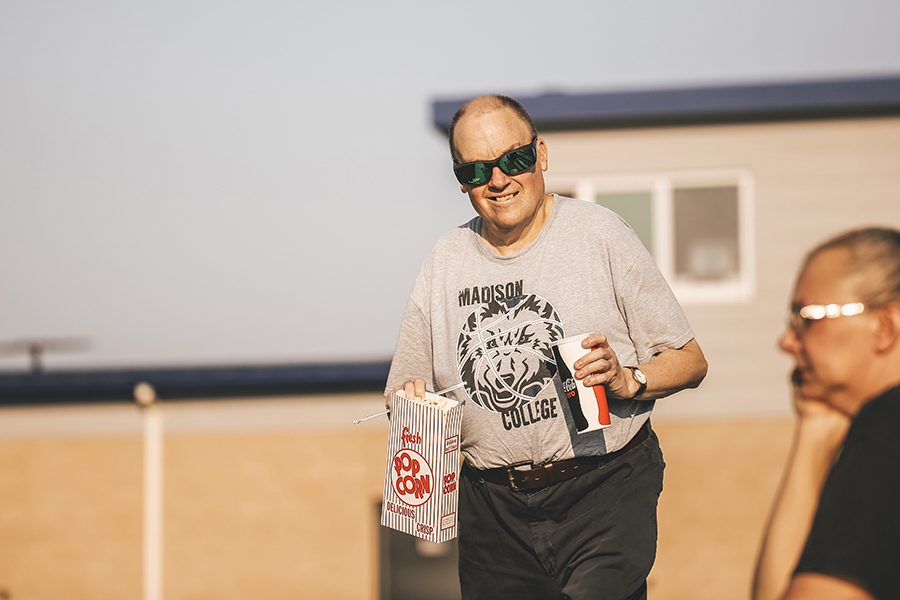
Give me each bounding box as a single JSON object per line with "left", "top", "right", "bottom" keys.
{"left": 2, "top": 0, "right": 900, "bottom": 370}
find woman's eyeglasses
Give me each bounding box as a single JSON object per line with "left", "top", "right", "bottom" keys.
{"left": 787, "top": 302, "right": 866, "bottom": 333}
{"left": 453, "top": 137, "right": 538, "bottom": 187}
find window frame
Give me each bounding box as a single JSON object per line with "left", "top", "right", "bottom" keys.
{"left": 548, "top": 169, "right": 755, "bottom": 304}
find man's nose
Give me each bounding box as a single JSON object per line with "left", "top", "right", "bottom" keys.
{"left": 489, "top": 166, "right": 510, "bottom": 188}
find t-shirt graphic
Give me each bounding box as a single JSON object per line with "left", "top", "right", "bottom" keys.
{"left": 456, "top": 293, "right": 565, "bottom": 412}
{"left": 386, "top": 196, "right": 696, "bottom": 468}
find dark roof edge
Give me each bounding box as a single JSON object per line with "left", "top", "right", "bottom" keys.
{"left": 432, "top": 75, "right": 900, "bottom": 134}
{"left": 0, "top": 361, "right": 392, "bottom": 405}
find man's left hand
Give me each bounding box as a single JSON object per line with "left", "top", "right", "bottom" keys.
{"left": 572, "top": 333, "right": 639, "bottom": 399}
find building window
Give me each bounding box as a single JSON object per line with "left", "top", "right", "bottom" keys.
{"left": 553, "top": 170, "right": 754, "bottom": 304}
{"left": 672, "top": 186, "right": 740, "bottom": 283}
{"left": 594, "top": 190, "right": 654, "bottom": 253}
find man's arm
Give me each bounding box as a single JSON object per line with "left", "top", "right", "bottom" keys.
{"left": 573, "top": 335, "right": 707, "bottom": 400}
{"left": 384, "top": 291, "right": 434, "bottom": 411}
{"left": 752, "top": 397, "right": 851, "bottom": 600}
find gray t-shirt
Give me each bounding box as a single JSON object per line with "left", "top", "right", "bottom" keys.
{"left": 386, "top": 195, "right": 694, "bottom": 470}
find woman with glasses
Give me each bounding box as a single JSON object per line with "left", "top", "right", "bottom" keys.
{"left": 754, "top": 226, "right": 900, "bottom": 600}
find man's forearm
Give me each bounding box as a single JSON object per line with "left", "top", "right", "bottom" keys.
{"left": 629, "top": 338, "right": 708, "bottom": 400}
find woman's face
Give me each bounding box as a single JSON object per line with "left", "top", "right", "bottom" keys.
{"left": 778, "top": 247, "right": 877, "bottom": 413}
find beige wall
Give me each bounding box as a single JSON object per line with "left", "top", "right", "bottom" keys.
{"left": 0, "top": 394, "right": 387, "bottom": 600}
{"left": 1, "top": 395, "right": 793, "bottom": 599}
{"left": 545, "top": 117, "right": 900, "bottom": 418}
{"left": 0, "top": 435, "right": 142, "bottom": 599}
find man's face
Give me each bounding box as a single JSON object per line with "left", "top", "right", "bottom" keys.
{"left": 452, "top": 106, "right": 549, "bottom": 243}
{"left": 778, "top": 247, "right": 875, "bottom": 412}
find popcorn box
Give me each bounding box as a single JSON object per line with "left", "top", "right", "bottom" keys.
{"left": 381, "top": 390, "right": 464, "bottom": 543}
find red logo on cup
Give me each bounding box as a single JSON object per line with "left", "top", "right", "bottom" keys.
{"left": 392, "top": 449, "right": 433, "bottom": 506}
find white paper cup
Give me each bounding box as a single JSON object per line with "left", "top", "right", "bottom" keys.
{"left": 551, "top": 334, "right": 611, "bottom": 433}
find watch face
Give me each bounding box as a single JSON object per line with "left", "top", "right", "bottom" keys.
{"left": 633, "top": 368, "right": 647, "bottom": 385}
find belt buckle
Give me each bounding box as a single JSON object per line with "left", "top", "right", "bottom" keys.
{"left": 504, "top": 460, "right": 535, "bottom": 491}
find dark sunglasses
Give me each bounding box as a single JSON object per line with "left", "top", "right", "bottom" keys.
{"left": 453, "top": 137, "right": 538, "bottom": 187}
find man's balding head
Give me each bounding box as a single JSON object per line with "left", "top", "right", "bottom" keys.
{"left": 448, "top": 95, "right": 537, "bottom": 163}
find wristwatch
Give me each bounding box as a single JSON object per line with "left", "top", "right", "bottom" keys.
{"left": 629, "top": 367, "right": 648, "bottom": 399}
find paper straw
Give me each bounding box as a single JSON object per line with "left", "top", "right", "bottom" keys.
{"left": 353, "top": 410, "right": 390, "bottom": 425}
{"left": 353, "top": 381, "right": 465, "bottom": 424}
{"left": 435, "top": 381, "right": 465, "bottom": 396}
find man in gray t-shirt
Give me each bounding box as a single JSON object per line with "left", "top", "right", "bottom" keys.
{"left": 386, "top": 94, "right": 707, "bottom": 600}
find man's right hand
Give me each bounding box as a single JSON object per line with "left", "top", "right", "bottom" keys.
{"left": 386, "top": 378, "right": 428, "bottom": 411}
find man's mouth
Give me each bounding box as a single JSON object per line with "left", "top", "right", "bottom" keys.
{"left": 491, "top": 191, "right": 517, "bottom": 203}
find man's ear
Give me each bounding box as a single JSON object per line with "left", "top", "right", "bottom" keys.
{"left": 873, "top": 303, "right": 900, "bottom": 353}
{"left": 460, "top": 184, "right": 468, "bottom": 194}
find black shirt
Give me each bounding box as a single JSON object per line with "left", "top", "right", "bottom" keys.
{"left": 795, "top": 384, "right": 900, "bottom": 599}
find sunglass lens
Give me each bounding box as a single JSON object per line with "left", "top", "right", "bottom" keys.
{"left": 499, "top": 146, "right": 536, "bottom": 176}
{"left": 454, "top": 163, "right": 481, "bottom": 186}
{"left": 470, "top": 162, "right": 491, "bottom": 185}
{"left": 455, "top": 162, "right": 492, "bottom": 186}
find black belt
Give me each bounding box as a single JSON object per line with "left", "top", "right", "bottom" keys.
{"left": 464, "top": 421, "right": 651, "bottom": 492}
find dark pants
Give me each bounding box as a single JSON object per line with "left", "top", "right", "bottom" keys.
{"left": 458, "top": 427, "right": 665, "bottom": 600}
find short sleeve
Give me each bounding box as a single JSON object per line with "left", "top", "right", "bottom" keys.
{"left": 615, "top": 231, "right": 695, "bottom": 362}
{"left": 384, "top": 259, "right": 435, "bottom": 396}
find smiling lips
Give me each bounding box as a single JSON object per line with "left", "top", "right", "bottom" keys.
{"left": 490, "top": 191, "right": 518, "bottom": 203}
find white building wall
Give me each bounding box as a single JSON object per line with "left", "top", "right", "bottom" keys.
{"left": 544, "top": 117, "right": 900, "bottom": 417}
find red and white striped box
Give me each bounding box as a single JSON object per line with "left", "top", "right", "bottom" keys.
{"left": 380, "top": 390, "right": 464, "bottom": 543}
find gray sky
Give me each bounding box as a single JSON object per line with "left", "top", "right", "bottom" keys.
{"left": 2, "top": 0, "right": 900, "bottom": 369}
